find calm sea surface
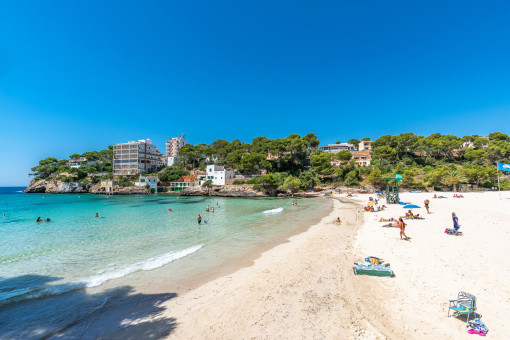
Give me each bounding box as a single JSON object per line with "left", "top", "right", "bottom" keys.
{"left": 0, "top": 187, "right": 332, "bottom": 338}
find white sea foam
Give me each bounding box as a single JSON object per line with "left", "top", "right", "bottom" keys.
{"left": 0, "top": 245, "right": 203, "bottom": 305}
{"left": 262, "top": 207, "right": 283, "bottom": 214}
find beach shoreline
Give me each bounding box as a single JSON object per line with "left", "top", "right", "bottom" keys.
{"left": 96, "top": 197, "right": 403, "bottom": 339}
{"left": 47, "top": 191, "right": 510, "bottom": 339}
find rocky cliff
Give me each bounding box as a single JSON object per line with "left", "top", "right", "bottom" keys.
{"left": 25, "top": 179, "right": 89, "bottom": 193}
{"left": 180, "top": 184, "right": 266, "bottom": 197}
{"left": 25, "top": 179, "right": 150, "bottom": 195}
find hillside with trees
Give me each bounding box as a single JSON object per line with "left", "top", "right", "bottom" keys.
{"left": 27, "top": 132, "right": 510, "bottom": 194}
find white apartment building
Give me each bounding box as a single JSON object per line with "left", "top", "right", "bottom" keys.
{"left": 113, "top": 139, "right": 165, "bottom": 176}
{"left": 166, "top": 134, "right": 187, "bottom": 157}
{"left": 319, "top": 143, "right": 356, "bottom": 153}
{"left": 206, "top": 165, "right": 234, "bottom": 185}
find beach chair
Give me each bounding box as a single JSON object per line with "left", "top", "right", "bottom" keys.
{"left": 448, "top": 291, "right": 477, "bottom": 326}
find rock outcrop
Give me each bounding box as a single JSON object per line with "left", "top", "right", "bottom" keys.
{"left": 25, "top": 179, "right": 150, "bottom": 195}
{"left": 24, "top": 178, "right": 89, "bottom": 193}
{"left": 180, "top": 184, "right": 266, "bottom": 197}
{"left": 24, "top": 179, "right": 48, "bottom": 193}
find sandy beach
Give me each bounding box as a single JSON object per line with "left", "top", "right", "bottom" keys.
{"left": 100, "top": 192, "right": 510, "bottom": 340}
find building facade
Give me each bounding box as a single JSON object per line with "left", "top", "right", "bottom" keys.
{"left": 206, "top": 165, "right": 234, "bottom": 185}
{"left": 330, "top": 151, "right": 372, "bottom": 167}
{"left": 319, "top": 143, "right": 356, "bottom": 153}
{"left": 167, "top": 156, "right": 180, "bottom": 166}
{"left": 358, "top": 140, "right": 373, "bottom": 151}
{"left": 134, "top": 175, "right": 158, "bottom": 191}
{"left": 113, "top": 139, "right": 165, "bottom": 176}
{"left": 166, "top": 134, "right": 187, "bottom": 157}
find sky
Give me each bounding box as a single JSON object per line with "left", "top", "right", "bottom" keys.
{"left": 1, "top": 1, "right": 510, "bottom": 186}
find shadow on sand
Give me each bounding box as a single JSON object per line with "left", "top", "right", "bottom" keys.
{"left": 0, "top": 274, "right": 178, "bottom": 340}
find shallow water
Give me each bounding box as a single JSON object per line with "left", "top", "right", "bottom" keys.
{"left": 0, "top": 188, "right": 332, "bottom": 338}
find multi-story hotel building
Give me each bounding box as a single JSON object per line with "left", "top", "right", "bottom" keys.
{"left": 113, "top": 139, "right": 165, "bottom": 175}
{"left": 165, "top": 134, "right": 187, "bottom": 157}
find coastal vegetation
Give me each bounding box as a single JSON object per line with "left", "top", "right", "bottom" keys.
{"left": 28, "top": 132, "right": 510, "bottom": 193}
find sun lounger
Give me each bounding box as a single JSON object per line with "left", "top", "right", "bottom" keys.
{"left": 448, "top": 291, "right": 477, "bottom": 326}
{"left": 353, "top": 263, "right": 393, "bottom": 277}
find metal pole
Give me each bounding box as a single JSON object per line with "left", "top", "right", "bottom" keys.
{"left": 497, "top": 162, "right": 501, "bottom": 196}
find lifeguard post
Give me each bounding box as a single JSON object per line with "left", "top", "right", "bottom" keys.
{"left": 383, "top": 174, "right": 402, "bottom": 204}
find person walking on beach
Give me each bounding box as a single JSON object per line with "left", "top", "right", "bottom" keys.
{"left": 197, "top": 214, "right": 202, "bottom": 224}
{"left": 399, "top": 218, "right": 410, "bottom": 241}
{"left": 452, "top": 212, "right": 460, "bottom": 235}
{"left": 424, "top": 199, "right": 430, "bottom": 214}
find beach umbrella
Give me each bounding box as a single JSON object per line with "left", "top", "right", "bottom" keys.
{"left": 403, "top": 204, "right": 421, "bottom": 209}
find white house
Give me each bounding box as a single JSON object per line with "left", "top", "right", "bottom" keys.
{"left": 319, "top": 143, "right": 356, "bottom": 153}
{"left": 206, "top": 165, "right": 234, "bottom": 185}
{"left": 167, "top": 156, "right": 180, "bottom": 166}
{"left": 134, "top": 175, "right": 158, "bottom": 192}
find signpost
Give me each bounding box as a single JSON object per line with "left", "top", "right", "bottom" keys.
{"left": 497, "top": 162, "right": 510, "bottom": 193}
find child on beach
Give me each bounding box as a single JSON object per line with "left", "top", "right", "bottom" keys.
{"left": 399, "top": 218, "right": 410, "bottom": 240}
{"left": 424, "top": 199, "right": 430, "bottom": 214}
{"left": 452, "top": 212, "right": 460, "bottom": 235}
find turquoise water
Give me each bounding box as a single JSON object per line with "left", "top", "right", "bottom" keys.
{"left": 0, "top": 187, "right": 331, "bottom": 338}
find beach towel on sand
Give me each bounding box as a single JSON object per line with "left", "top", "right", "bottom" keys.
{"left": 353, "top": 264, "right": 393, "bottom": 277}
{"left": 445, "top": 228, "right": 462, "bottom": 236}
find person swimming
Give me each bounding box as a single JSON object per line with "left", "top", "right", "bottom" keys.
{"left": 206, "top": 205, "right": 209, "bottom": 212}
{"left": 36, "top": 217, "right": 42, "bottom": 222}
{"left": 95, "top": 213, "right": 99, "bottom": 218}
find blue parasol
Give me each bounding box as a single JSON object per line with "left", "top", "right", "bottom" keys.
{"left": 403, "top": 204, "right": 421, "bottom": 209}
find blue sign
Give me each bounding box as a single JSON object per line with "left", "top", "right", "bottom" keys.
{"left": 498, "top": 162, "right": 510, "bottom": 172}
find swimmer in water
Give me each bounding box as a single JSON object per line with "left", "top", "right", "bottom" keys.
{"left": 95, "top": 213, "right": 99, "bottom": 218}
{"left": 197, "top": 214, "right": 202, "bottom": 224}
{"left": 36, "top": 217, "right": 42, "bottom": 222}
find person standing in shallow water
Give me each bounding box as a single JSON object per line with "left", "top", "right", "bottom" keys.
{"left": 197, "top": 214, "right": 202, "bottom": 224}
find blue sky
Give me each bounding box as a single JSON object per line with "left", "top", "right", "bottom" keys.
{"left": 1, "top": 1, "right": 510, "bottom": 186}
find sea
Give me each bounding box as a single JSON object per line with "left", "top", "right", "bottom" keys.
{"left": 0, "top": 187, "right": 332, "bottom": 339}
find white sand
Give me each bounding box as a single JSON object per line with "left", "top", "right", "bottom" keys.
{"left": 351, "top": 191, "right": 510, "bottom": 339}
{"left": 102, "top": 192, "right": 510, "bottom": 339}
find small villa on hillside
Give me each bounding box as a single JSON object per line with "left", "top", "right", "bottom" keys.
{"left": 319, "top": 143, "right": 356, "bottom": 153}
{"left": 206, "top": 165, "right": 234, "bottom": 185}
{"left": 134, "top": 175, "right": 158, "bottom": 191}
{"left": 331, "top": 151, "right": 372, "bottom": 167}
